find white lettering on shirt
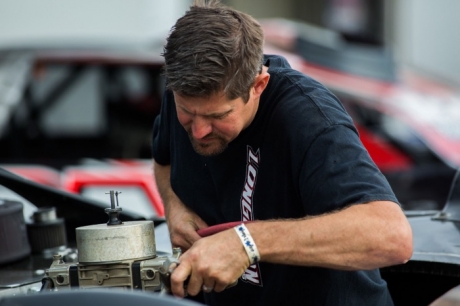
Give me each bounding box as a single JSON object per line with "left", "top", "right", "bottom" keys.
{"left": 240, "top": 146, "right": 263, "bottom": 287}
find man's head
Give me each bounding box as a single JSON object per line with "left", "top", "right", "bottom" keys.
{"left": 162, "top": 0, "right": 264, "bottom": 103}
{"left": 163, "top": 0, "right": 269, "bottom": 156}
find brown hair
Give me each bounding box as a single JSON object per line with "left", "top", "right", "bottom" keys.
{"left": 162, "top": 0, "right": 264, "bottom": 102}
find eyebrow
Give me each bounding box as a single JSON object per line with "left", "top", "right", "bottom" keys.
{"left": 177, "top": 105, "right": 232, "bottom": 118}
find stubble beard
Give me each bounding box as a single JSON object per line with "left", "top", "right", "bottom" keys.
{"left": 186, "top": 130, "right": 229, "bottom": 156}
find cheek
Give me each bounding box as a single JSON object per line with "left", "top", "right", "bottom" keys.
{"left": 213, "top": 118, "right": 242, "bottom": 138}
{"left": 176, "top": 112, "right": 192, "bottom": 127}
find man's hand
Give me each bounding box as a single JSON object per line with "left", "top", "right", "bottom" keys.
{"left": 153, "top": 160, "right": 208, "bottom": 250}
{"left": 167, "top": 198, "right": 208, "bottom": 250}
{"left": 170, "top": 228, "right": 250, "bottom": 297}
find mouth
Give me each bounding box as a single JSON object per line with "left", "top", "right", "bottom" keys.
{"left": 187, "top": 132, "right": 228, "bottom": 156}
{"left": 194, "top": 136, "right": 217, "bottom": 144}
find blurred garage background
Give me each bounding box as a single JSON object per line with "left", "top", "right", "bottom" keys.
{"left": 0, "top": 0, "right": 459, "bottom": 217}
{"left": 227, "top": 0, "right": 460, "bottom": 84}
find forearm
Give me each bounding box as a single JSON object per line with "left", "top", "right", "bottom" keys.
{"left": 153, "top": 159, "right": 208, "bottom": 249}
{"left": 153, "top": 160, "right": 175, "bottom": 217}
{"left": 245, "top": 201, "right": 413, "bottom": 270}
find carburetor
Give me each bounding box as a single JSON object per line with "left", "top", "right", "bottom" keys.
{"left": 43, "top": 191, "right": 179, "bottom": 292}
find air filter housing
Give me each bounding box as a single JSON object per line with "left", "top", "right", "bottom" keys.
{"left": 26, "top": 207, "right": 67, "bottom": 254}
{"left": 0, "top": 199, "right": 31, "bottom": 265}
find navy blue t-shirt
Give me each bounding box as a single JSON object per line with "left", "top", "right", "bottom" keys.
{"left": 152, "top": 55, "right": 396, "bottom": 305}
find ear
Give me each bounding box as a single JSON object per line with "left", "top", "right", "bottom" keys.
{"left": 252, "top": 68, "right": 270, "bottom": 99}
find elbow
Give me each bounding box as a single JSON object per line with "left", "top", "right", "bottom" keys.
{"left": 388, "top": 221, "right": 413, "bottom": 265}
{"left": 394, "top": 238, "right": 413, "bottom": 265}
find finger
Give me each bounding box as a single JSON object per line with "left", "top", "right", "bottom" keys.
{"left": 195, "top": 217, "right": 209, "bottom": 230}
{"left": 214, "top": 278, "right": 238, "bottom": 293}
{"left": 171, "top": 234, "right": 193, "bottom": 250}
{"left": 185, "top": 267, "right": 203, "bottom": 296}
{"left": 170, "top": 262, "right": 191, "bottom": 298}
{"left": 170, "top": 228, "right": 202, "bottom": 250}
{"left": 186, "top": 231, "right": 203, "bottom": 246}
{"left": 168, "top": 262, "right": 178, "bottom": 272}
{"left": 201, "top": 281, "right": 215, "bottom": 293}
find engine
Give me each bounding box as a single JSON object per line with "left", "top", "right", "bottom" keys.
{"left": 41, "top": 191, "right": 179, "bottom": 293}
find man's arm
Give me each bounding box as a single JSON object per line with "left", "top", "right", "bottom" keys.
{"left": 170, "top": 200, "right": 413, "bottom": 297}
{"left": 153, "top": 160, "right": 208, "bottom": 250}
{"left": 248, "top": 200, "right": 412, "bottom": 270}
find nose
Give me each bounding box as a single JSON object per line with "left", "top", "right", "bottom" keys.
{"left": 191, "top": 117, "right": 212, "bottom": 139}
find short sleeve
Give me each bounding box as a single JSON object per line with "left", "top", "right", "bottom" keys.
{"left": 151, "top": 90, "right": 174, "bottom": 165}
{"left": 298, "top": 124, "right": 399, "bottom": 215}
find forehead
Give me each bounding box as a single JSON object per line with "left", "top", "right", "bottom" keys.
{"left": 173, "top": 91, "right": 243, "bottom": 113}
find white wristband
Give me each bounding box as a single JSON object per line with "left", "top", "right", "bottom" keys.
{"left": 234, "top": 223, "right": 260, "bottom": 265}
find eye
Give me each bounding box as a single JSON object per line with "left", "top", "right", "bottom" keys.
{"left": 211, "top": 111, "right": 232, "bottom": 119}
{"left": 212, "top": 113, "right": 228, "bottom": 120}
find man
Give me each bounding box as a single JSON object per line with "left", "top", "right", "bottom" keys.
{"left": 152, "top": 0, "right": 413, "bottom": 305}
